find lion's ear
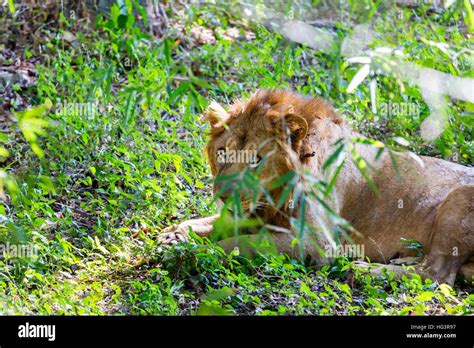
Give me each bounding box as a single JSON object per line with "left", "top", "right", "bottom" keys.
{"left": 201, "top": 101, "right": 229, "bottom": 128}
{"left": 285, "top": 114, "right": 308, "bottom": 144}
{"left": 267, "top": 107, "right": 309, "bottom": 152}
{"left": 268, "top": 106, "right": 308, "bottom": 151}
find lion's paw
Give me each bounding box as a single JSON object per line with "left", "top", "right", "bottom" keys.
{"left": 158, "top": 224, "right": 190, "bottom": 245}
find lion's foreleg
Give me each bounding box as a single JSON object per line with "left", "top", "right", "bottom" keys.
{"left": 218, "top": 232, "right": 323, "bottom": 262}
{"left": 159, "top": 214, "right": 220, "bottom": 244}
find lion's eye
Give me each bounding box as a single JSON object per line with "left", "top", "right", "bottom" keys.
{"left": 249, "top": 155, "right": 262, "bottom": 168}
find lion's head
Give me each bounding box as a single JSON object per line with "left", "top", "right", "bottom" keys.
{"left": 202, "top": 89, "right": 341, "bottom": 223}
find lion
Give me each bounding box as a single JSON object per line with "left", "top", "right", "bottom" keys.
{"left": 159, "top": 89, "right": 474, "bottom": 286}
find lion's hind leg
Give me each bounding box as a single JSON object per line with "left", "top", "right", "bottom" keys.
{"left": 458, "top": 260, "right": 474, "bottom": 285}
{"left": 418, "top": 185, "right": 474, "bottom": 285}
{"left": 219, "top": 233, "right": 301, "bottom": 259}
{"left": 218, "top": 232, "right": 326, "bottom": 264}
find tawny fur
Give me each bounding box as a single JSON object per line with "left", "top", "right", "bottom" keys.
{"left": 160, "top": 89, "right": 474, "bottom": 286}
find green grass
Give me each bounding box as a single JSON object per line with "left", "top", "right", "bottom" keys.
{"left": 0, "top": 1, "right": 472, "bottom": 315}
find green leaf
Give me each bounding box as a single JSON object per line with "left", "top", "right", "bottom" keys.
{"left": 415, "top": 292, "right": 435, "bottom": 302}
{"left": 438, "top": 284, "right": 454, "bottom": 298}
{"left": 8, "top": 0, "right": 15, "bottom": 14}
{"left": 269, "top": 170, "right": 296, "bottom": 190}
{"left": 324, "top": 158, "right": 345, "bottom": 197}
{"left": 322, "top": 142, "right": 345, "bottom": 172}
{"left": 197, "top": 303, "right": 232, "bottom": 316}
{"left": 277, "top": 175, "right": 298, "bottom": 209}
{"left": 349, "top": 146, "right": 377, "bottom": 192}
{"left": 0, "top": 147, "right": 9, "bottom": 157}
{"left": 16, "top": 101, "right": 52, "bottom": 159}
{"left": 204, "top": 287, "right": 235, "bottom": 301}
